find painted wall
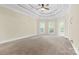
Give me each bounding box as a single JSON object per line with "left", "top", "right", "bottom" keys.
{"left": 67, "top": 5, "right": 79, "bottom": 51}
{"left": 0, "top": 6, "right": 37, "bottom": 42}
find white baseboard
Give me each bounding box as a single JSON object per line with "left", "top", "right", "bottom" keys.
{"left": 64, "top": 36, "right": 69, "bottom": 39}
{"left": 71, "top": 43, "right": 79, "bottom": 55}
{"left": 69, "top": 39, "right": 79, "bottom": 55}
{"left": 64, "top": 36, "right": 78, "bottom": 54}
{"left": 0, "top": 34, "right": 37, "bottom": 44}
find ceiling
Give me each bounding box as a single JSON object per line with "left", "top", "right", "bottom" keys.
{"left": 1, "top": 4, "right": 70, "bottom": 19}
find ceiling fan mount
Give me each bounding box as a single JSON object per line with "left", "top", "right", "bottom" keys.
{"left": 38, "top": 4, "right": 49, "bottom": 10}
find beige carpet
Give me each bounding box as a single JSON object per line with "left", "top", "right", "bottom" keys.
{"left": 0, "top": 35, "right": 76, "bottom": 55}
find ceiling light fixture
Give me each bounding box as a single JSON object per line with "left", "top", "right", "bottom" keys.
{"left": 38, "top": 4, "right": 49, "bottom": 11}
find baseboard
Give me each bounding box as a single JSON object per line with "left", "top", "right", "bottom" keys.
{"left": 64, "top": 36, "right": 69, "bottom": 39}
{"left": 66, "top": 36, "right": 79, "bottom": 55}
{"left": 71, "top": 43, "right": 79, "bottom": 55}
{"left": 0, "top": 33, "right": 37, "bottom": 44}
{"left": 69, "top": 40, "right": 79, "bottom": 55}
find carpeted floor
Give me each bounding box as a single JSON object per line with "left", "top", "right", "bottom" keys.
{"left": 0, "top": 35, "right": 76, "bottom": 55}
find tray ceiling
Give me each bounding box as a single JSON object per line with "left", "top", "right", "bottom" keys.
{"left": 1, "top": 4, "right": 70, "bottom": 19}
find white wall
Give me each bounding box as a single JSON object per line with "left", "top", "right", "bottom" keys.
{"left": 0, "top": 6, "right": 37, "bottom": 42}
{"left": 67, "top": 5, "right": 79, "bottom": 51}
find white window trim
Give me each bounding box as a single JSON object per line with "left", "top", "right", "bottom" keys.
{"left": 37, "top": 19, "right": 66, "bottom": 36}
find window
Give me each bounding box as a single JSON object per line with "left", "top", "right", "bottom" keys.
{"left": 38, "top": 20, "right": 65, "bottom": 35}
{"left": 39, "top": 21, "right": 45, "bottom": 33}
{"left": 48, "top": 21, "right": 55, "bottom": 33}
{"left": 58, "top": 20, "right": 65, "bottom": 35}
{"left": 60, "top": 22, "right": 64, "bottom": 32}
